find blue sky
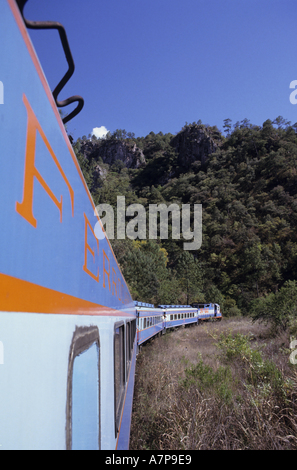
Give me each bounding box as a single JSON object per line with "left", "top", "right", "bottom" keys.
{"left": 24, "top": 0, "right": 297, "bottom": 140}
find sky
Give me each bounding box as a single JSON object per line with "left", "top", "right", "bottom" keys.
{"left": 24, "top": 0, "right": 297, "bottom": 140}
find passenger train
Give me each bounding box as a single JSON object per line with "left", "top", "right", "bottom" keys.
{"left": 0, "top": 0, "right": 221, "bottom": 450}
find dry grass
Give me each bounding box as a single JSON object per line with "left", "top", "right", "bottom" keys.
{"left": 130, "top": 318, "right": 297, "bottom": 450}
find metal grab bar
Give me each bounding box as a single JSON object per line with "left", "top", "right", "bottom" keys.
{"left": 16, "top": 0, "right": 84, "bottom": 124}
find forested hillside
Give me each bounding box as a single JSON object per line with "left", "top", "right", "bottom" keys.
{"left": 72, "top": 117, "right": 297, "bottom": 316}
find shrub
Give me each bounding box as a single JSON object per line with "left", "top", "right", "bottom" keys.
{"left": 182, "top": 359, "right": 234, "bottom": 405}
{"left": 216, "top": 330, "right": 291, "bottom": 401}
{"left": 250, "top": 280, "right": 297, "bottom": 333}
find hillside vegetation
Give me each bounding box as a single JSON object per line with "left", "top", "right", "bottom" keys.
{"left": 73, "top": 117, "right": 297, "bottom": 318}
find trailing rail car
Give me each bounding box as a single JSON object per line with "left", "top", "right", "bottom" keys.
{"left": 160, "top": 305, "right": 198, "bottom": 329}
{"left": 135, "top": 301, "right": 165, "bottom": 350}
{"left": 0, "top": 0, "right": 222, "bottom": 450}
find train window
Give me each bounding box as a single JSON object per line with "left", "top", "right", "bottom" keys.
{"left": 126, "top": 322, "right": 131, "bottom": 364}
{"left": 126, "top": 319, "right": 136, "bottom": 372}
{"left": 131, "top": 319, "right": 136, "bottom": 345}
{"left": 66, "top": 326, "right": 100, "bottom": 450}
{"left": 114, "top": 322, "right": 125, "bottom": 436}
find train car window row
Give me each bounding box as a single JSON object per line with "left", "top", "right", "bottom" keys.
{"left": 169, "top": 312, "right": 196, "bottom": 320}
{"left": 114, "top": 319, "right": 136, "bottom": 437}
{"left": 138, "top": 316, "right": 163, "bottom": 330}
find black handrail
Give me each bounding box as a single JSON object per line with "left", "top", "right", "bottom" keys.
{"left": 16, "top": 0, "right": 84, "bottom": 124}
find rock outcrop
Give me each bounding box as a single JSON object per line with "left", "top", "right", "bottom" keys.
{"left": 79, "top": 139, "right": 146, "bottom": 169}
{"left": 170, "top": 124, "right": 218, "bottom": 170}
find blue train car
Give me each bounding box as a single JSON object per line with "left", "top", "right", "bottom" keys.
{"left": 192, "top": 303, "right": 222, "bottom": 321}
{"left": 135, "top": 301, "right": 165, "bottom": 348}
{"left": 160, "top": 305, "right": 198, "bottom": 329}
{"left": 0, "top": 0, "right": 136, "bottom": 450}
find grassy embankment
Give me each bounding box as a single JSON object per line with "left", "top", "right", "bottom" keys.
{"left": 130, "top": 317, "right": 297, "bottom": 450}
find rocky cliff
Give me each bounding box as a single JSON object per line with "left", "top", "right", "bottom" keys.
{"left": 170, "top": 124, "right": 219, "bottom": 170}
{"left": 79, "top": 138, "right": 146, "bottom": 169}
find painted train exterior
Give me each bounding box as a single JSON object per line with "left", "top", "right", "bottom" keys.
{"left": 0, "top": 0, "right": 221, "bottom": 450}
{"left": 136, "top": 302, "right": 222, "bottom": 353}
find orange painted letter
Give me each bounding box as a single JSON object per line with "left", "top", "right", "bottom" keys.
{"left": 112, "top": 268, "right": 117, "bottom": 297}
{"left": 16, "top": 94, "right": 74, "bottom": 227}
{"left": 103, "top": 250, "right": 111, "bottom": 291}
{"left": 83, "top": 213, "right": 99, "bottom": 282}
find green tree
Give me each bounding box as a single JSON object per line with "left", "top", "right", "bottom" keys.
{"left": 223, "top": 118, "right": 232, "bottom": 136}
{"left": 175, "top": 252, "right": 203, "bottom": 304}
{"left": 251, "top": 280, "right": 297, "bottom": 332}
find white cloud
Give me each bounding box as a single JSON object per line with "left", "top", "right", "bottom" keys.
{"left": 92, "top": 126, "right": 109, "bottom": 139}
